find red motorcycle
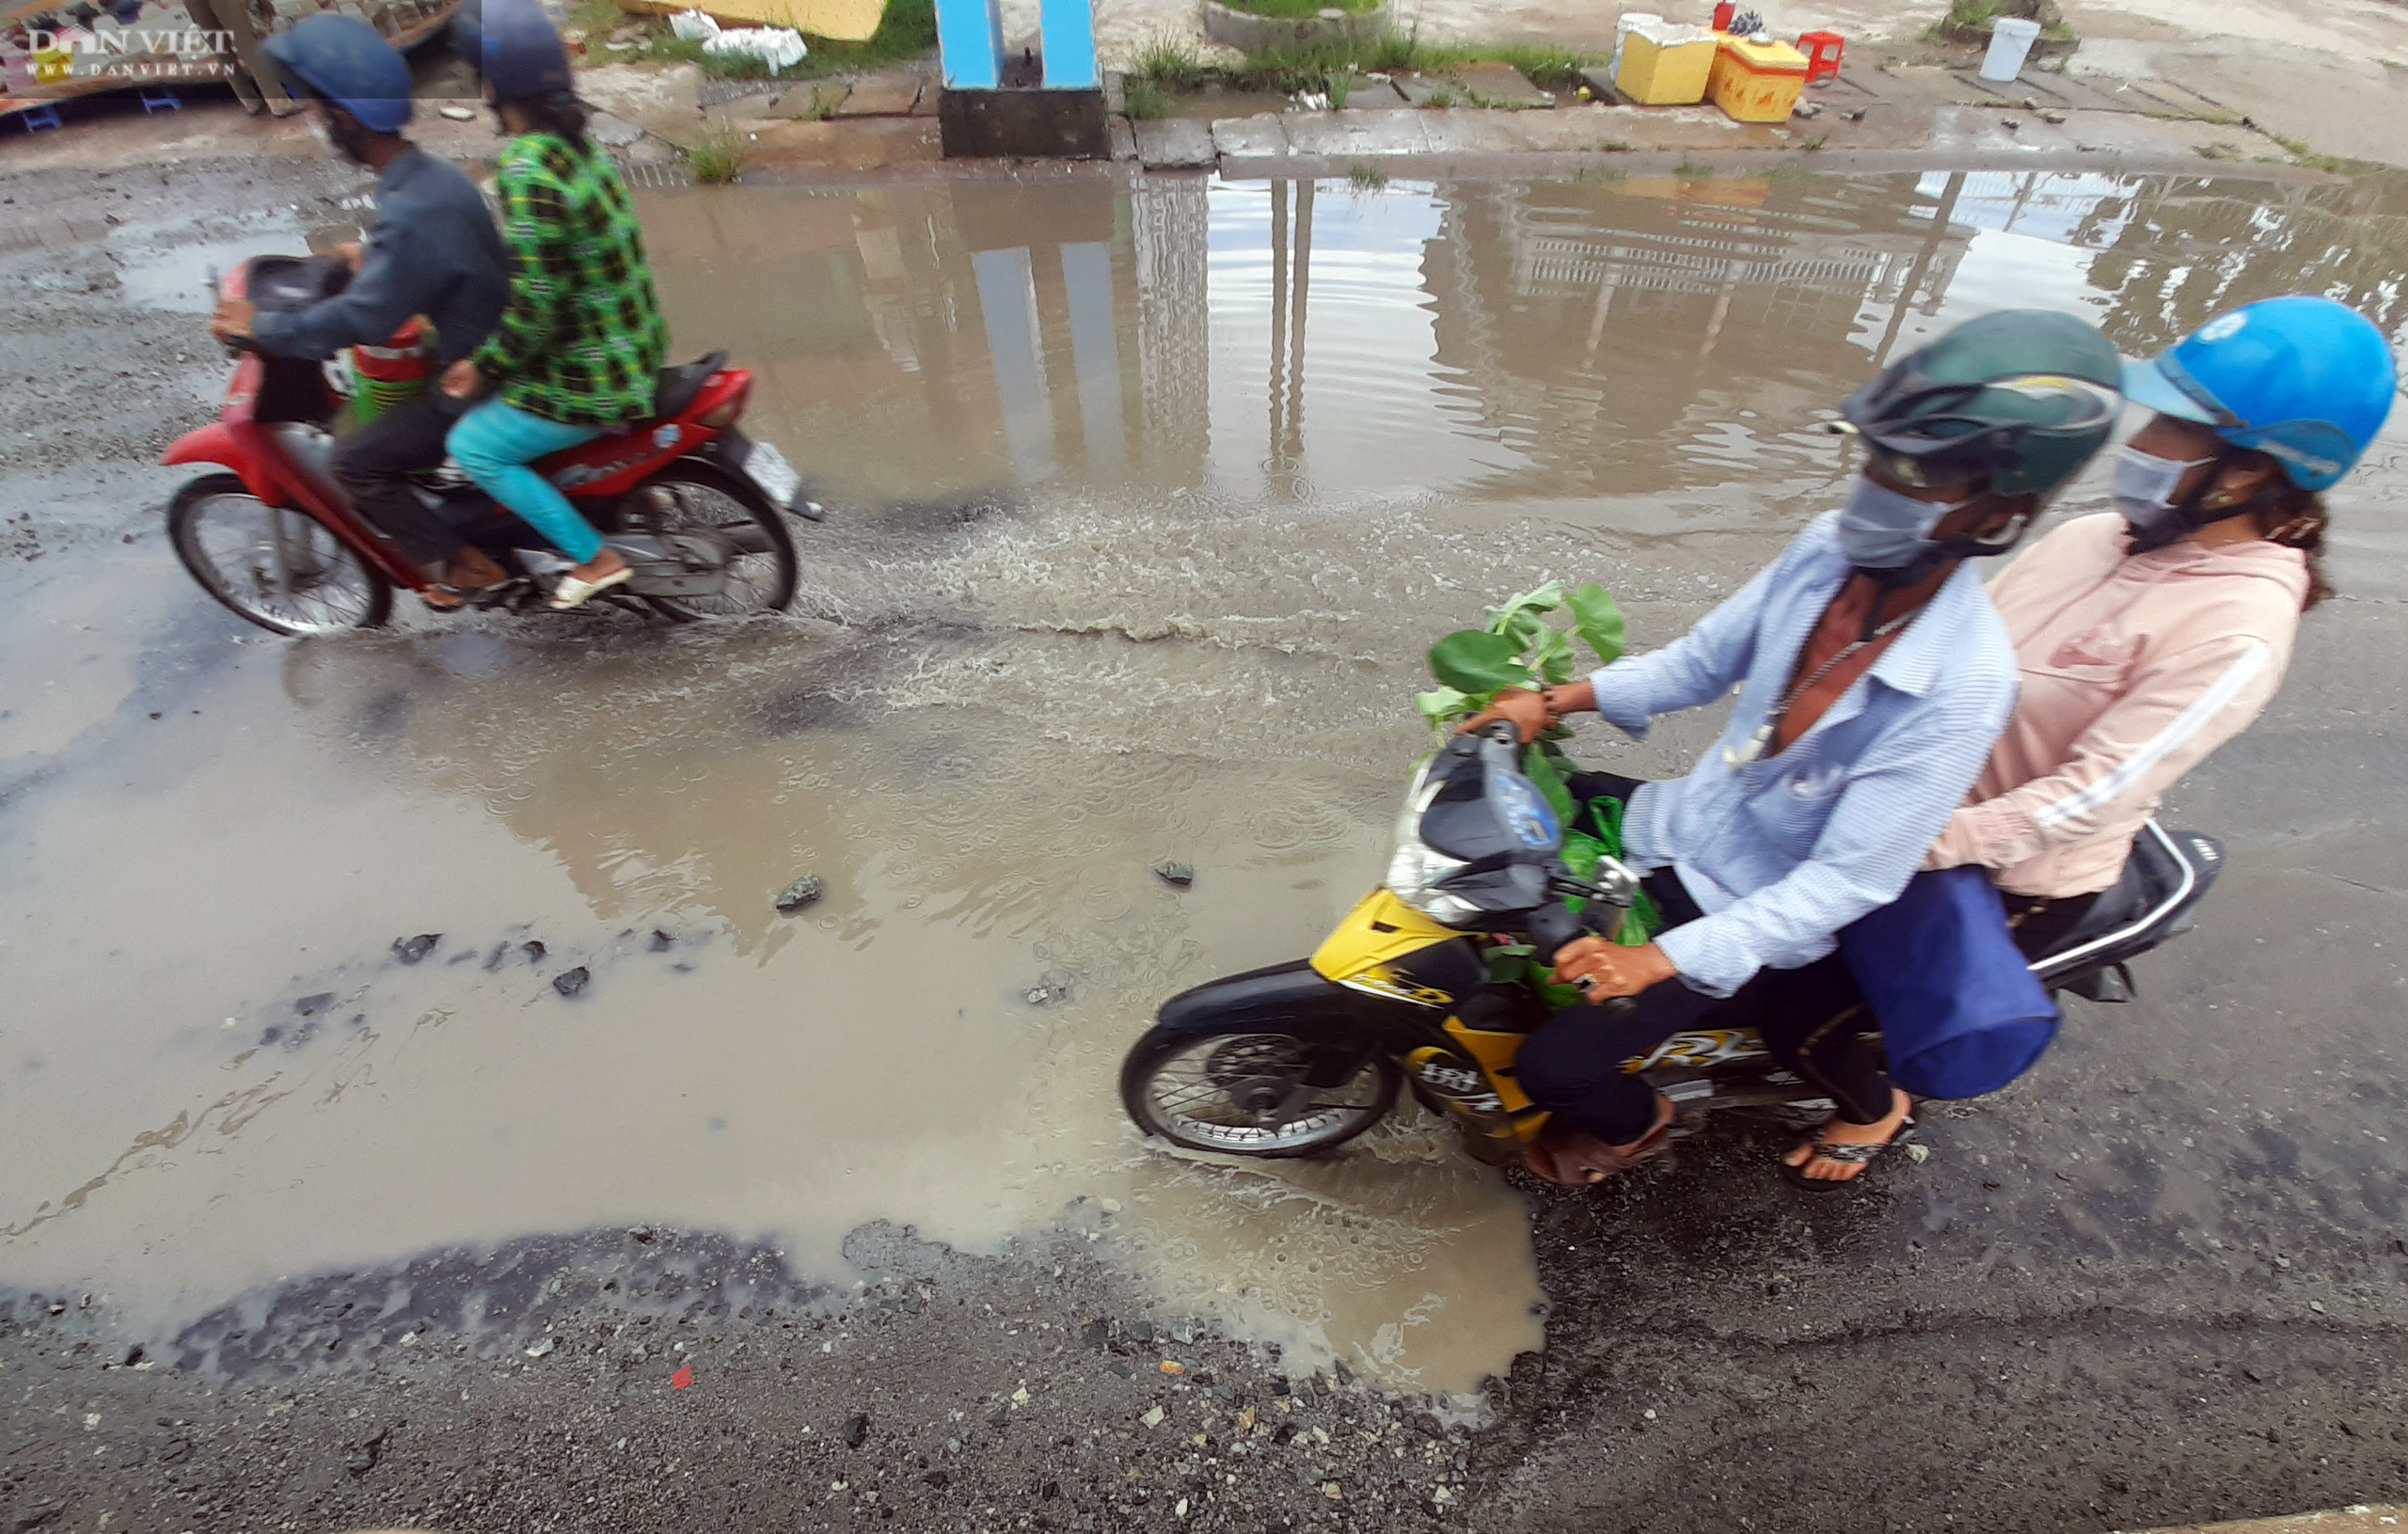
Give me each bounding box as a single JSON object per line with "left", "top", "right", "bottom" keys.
{"left": 163, "top": 254, "right": 818, "bottom": 636}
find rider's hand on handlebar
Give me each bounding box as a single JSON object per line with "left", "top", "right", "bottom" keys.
{"left": 441, "top": 358, "right": 486, "bottom": 401}
{"left": 1457, "top": 688, "right": 1551, "bottom": 743}
{"left": 1549, "top": 937, "right": 1676, "bottom": 1001}
{"left": 208, "top": 296, "right": 256, "bottom": 348}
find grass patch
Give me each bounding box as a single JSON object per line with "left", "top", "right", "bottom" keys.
{"left": 1347, "top": 161, "right": 1387, "bottom": 188}
{"left": 2271, "top": 132, "right": 2354, "bottom": 175}
{"left": 688, "top": 126, "right": 749, "bottom": 182}
{"left": 1422, "top": 86, "right": 1456, "bottom": 108}
{"left": 1673, "top": 159, "right": 1713, "bottom": 177}
{"left": 2194, "top": 141, "right": 2239, "bottom": 162}
{"left": 1124, "top": 74, "right": 1168, "bottom": 119}
{"left": 1597, "top": 138, "right": 1632, "bottom": 151}
{"left": 602, "top": 0, "right": 937, "bottom": 79}
{"left": 1925, "top": 0, "right": 2078, "bottom": 47}
{"left": 1326, "top": 71, "right": 1350, "bottom": 108}
{"left": 1797, "top": 132, "right": 1828, "bottom": 150}
{"left": 1129, "top": 29, "right": 1598, "bottom": 103}
{"left": 1219, "top": 0, "right": 1376, "bottom": 16}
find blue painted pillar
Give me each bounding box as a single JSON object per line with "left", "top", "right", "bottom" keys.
{"left": 972, "top": 247, "right": 1057, "bottom": 483}
{"left": 1038, "top": 0, "right": 1097, "bottom": 87}
{"left": 936, "top": 0, "right": 1005, "bottom": 88}
{"left": 1059, "top": 242, "right": 1124, "bottom": 477}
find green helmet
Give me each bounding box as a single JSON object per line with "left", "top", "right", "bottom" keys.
{"left": 1841, "top": 309, "right": 2123, "bottom": 501}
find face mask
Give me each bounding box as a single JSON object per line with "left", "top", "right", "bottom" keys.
{"left": 2113, "top": 445, "right": 2219, "bottom": 551}
{"left": 1836, "top": 475, "right": 1969, "bottom": 572}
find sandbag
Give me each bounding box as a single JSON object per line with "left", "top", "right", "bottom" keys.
{"left": 1838, "top": 866, "right": 2061, "bottom": 1099}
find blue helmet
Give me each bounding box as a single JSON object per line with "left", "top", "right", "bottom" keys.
{"left": 261, "top": 13, "right": 414, "bottom": 132}
{"left": 451, "top": 0, "right": 573, "bottom": 100}
{"left": 2122, "top": 295, "right": 2398, "bottom": 492}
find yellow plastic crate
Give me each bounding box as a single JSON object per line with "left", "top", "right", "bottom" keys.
{"left": 1708, "top": 33, "right": 1808, "bottom": 122}
{"left": 1615, "top": 23, "right": 1716, "bottom": 105}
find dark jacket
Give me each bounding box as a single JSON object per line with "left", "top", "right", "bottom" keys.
{"left": 252, "top": 149, "right": 509, "bottom": 368}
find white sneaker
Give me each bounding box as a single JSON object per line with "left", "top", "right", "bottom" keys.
{"left": 548, "top": 562, "right": 634, "bottom": 610}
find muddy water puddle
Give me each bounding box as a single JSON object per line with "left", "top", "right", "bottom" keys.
{"left": 9, "top": 164, "right": 2408, "bottom": 1393}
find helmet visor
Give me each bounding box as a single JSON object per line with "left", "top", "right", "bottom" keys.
{"left": 2121, "top": 356, "right": 2229, "bottom": 427}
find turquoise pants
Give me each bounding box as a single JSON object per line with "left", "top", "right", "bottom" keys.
{"left": 448, "top": 398, "right": 607, "bottom": 563}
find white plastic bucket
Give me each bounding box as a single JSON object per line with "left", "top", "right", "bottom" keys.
{"left": 1979, "top": 16, "right": 2041, "bottom": 82}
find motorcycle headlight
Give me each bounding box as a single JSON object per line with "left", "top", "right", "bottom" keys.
{"left": 1385, "top": 761, "right": 1485, "bottom": 926}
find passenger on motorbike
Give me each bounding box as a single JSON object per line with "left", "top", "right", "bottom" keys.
{"left": 1460, "top": 311, "right": 2124, "bottom": 1186}
{"left": 438, "top": 0, "right": 669, "bottom": 611}
{"left": 204, "top": 13, "right": 514, "bottom": 604}
{"left": 1767, "top": 295, "right": 2399, "bottom": 1185}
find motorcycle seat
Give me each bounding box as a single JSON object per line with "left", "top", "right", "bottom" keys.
{"left": 653, "top": 351, "right": 727, "bottom": 419}
{"left": 2028, "top": 823, "right": 2225, "bottom": 976}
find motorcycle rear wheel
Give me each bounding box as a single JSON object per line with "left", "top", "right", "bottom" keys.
{"left": 169, "top": 474, "right": 393, "bottom": 637}
{"left": 626, "top": 463, "right": 799, "bottom": 622}
{"left": 1120, "top": 1029, "right": 1397, "bottom": 1158}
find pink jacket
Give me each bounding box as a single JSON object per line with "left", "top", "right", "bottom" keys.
{"left": 1925, "top": 513, "right": 2306, "bottom": 897}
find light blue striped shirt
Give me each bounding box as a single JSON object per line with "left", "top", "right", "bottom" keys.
{"left": 1590, "top": 513, "right": 2020, "bottom": 997}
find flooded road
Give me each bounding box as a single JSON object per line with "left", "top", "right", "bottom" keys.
{"left": 7, "top": 162, "right": 2408, "bottom": 1417}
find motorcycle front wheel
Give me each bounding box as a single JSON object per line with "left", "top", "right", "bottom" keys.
{"left": 1120, "top": 1028, "right": 1398, "bottom": 1158}
{"left": 169, "top": 474, "right": 393, "bottom": 637}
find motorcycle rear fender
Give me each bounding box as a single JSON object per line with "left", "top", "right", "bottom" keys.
{"left": 162, "top": 422, "right": 281, "bottom": 506}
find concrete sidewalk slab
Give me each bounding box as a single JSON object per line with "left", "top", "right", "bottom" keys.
{"left": 1210, "top": 113, "right": 1292, "bottom": 158}
{"left": 2123, "top": 1507, "right": 2406, "bottom": 1534}
{"left": 1283, "top": 108, "right": 1433, "bottom": 158}
{"left": 832, "top": 71, "right": 925, "bottom": 116}
{"left": 1133, "top": 116, "right": 1215, "bottom": 167}
{"left": 1449, "top": 62, "right": 1554, "bottom": 108}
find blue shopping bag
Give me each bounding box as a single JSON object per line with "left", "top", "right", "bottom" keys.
{"left": 1838, "top": 866, "right": 2062, "bottom": 1099}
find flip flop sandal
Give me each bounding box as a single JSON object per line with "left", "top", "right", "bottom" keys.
{"left": 1779, "top": 1115, "right": 1916, "bottom": 1194}
{"left": 548, "top": 564, "right": 635, "bottom": 611}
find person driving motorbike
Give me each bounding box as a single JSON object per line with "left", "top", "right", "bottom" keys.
{"left": 437, "top": 0, "right": 668, "bottom": 611}
{"left": 1765, "top": 295, "right": 2399, "bottom": 1186}
{"left": 1461, "top": 310, "right": 2124, "bottom": 1186}
{"left": 205, "top": 14, "right": 513, "bottom": 605}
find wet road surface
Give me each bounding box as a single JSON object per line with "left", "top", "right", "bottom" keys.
{"left": 4, "top": 157, "right": 2408, "bottom": 1528}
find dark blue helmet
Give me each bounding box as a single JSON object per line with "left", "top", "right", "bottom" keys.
{"left": 451, "top": 0, "right": 572, "bottom": 99}
{"left": 261, "top": 13, "right": 414, "bottom": 132}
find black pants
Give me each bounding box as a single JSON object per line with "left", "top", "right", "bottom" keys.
{"left": 1513, "top": 772, "right": 1750, "bottom": 1144}
{"left": 331, "top": 395, "right": 469, "bottom": 568}
{"left": 1754, "top": 887, "right": 2103, "bottom": 1123}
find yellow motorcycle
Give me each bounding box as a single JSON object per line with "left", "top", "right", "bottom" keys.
{"left": 1119, "top": 724, "right": 2225, "bottom": 1162}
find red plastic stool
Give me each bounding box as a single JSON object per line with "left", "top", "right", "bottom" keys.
{"left": 1798, "top": 30, "right": 1845, "bottom": 83}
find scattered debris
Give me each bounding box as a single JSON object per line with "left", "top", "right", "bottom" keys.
{"left": 1151, "top": 861, "right": 1195, "bottom": 888}
{"left": 439, "top": 104, "right": 477, "bottom": 120}
{"left": 671, "top": 1364, "right": 695, "bottom": 1389}
{"left": 1906, "top": 1143, "right": 1931, "bottom": 1163}
{"left": 627, "top": 1226, "right": 656, "bottom": 1242}
{"left": 521, "top": 940, "right": 547, "bottom": 963}
{"left": 1160, "top": 1360, "right": 1186, "bottom": 1376}
{"left": 2040, "top": 109, "right": 2067, "bottom": 124}
{"left": 649, "top": 928, "right": 675, "bottom": 951}
{"left": 775, "top": 874, "right": 827, "bottom": 914}
{"left": 551, "top": 966, "right": 591, "bottom": 998}
{"left": 1141, "top": 1406, "right": 1165, "bottom": 1428}
{"left": 843, "top": 1414, "right": 870, "bottom": 1447}
{"left": 525, "top": 1336, "right": 557, "bottom": 1357}
{"left": 392, "top": 934, "right": 439, "bottom": 963}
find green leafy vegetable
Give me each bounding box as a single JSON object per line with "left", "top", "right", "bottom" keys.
{"left": 1428, "top": 629, "right": 1533, "bottom": 695}
{"left": 1565, "top": 583, "right": 1625, "bottom": 668}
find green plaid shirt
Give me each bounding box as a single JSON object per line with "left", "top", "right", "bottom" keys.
{"left": 472, "top": 133, "right": 668, "bottom": 427}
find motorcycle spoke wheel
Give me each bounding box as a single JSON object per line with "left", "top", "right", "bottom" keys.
{"left": 629, "top": 471, "right": 798, "bottom": 621}
{"left": 169, "top": 477, "right": 390, "bottom": 636}
{"left": 1130, "top": 1033, "right": 1394, "bottom": 1157}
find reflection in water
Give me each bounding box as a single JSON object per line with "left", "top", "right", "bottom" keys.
{"left": 12, "top": 166, "right": 2408, "bottom": 1398}
{"left": 644, "top": 167, "right": 2408, "bottom": 510}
